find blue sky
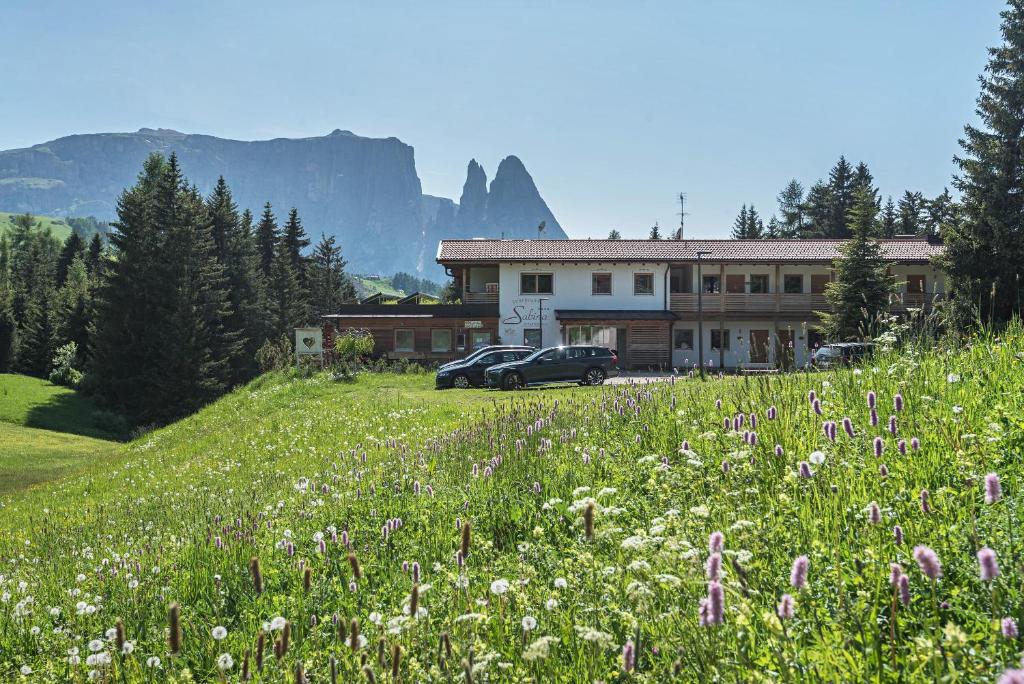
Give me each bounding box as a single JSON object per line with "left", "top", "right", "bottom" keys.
{"left": 1, "top": 1, "right": 1003, "bottom": 238}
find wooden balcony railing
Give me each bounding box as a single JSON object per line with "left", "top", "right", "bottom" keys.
{"left": 463, "top": 291, "right": 498, "bottom": 304}
{"left": 669, "top": 291, "right": 941, "bottom": 315}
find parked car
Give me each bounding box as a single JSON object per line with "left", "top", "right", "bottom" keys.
{"left": 484, "top": 345, "right": 619, "bottom": 390}
{"left": 437, "top": 345, "right": 533, "bottom": 373}
{"left": 435, "top": 346, "right": 534, "bottom": 389}
{"left": 812, "top": 342, "right": 874, "bottom": 368}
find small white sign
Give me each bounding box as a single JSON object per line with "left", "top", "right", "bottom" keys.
{"left": 295, "top": 327, "right": 323, "bottom": 359}
{"left": 464, "top": 320, "right": 483, "bottom": 329}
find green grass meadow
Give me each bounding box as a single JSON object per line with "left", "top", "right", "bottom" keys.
{"left": 0, "top": 212, "right": 72, "bottom": 242}
{"left": 1, "top": 334, "right": 1023, "bottom": 681}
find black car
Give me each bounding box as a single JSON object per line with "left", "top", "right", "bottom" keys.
{"left": 812, "top": 342, "right": 874, "bottom": 368}
{"left": 484, "top": 345, "right": 619, "bottom": 390}
{"left": 435, "top": 347, "right": 534, "bottom": 389}
{"left": 437, "top": 345, "right": 533, "bottom": 373}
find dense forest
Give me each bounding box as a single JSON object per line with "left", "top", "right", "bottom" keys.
{"left": 0, "top": 153, "right": 357, "bottom": 425}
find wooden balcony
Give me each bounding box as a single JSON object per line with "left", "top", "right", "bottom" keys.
{"left": 463, "top": 291, "right": 499, "bottom": 304}
{"left": 670, "top": 293, "right": 828, "bottom": 314}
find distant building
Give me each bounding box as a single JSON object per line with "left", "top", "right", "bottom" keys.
{"left": 435, "top": 237, "right": 945, "bottom": 369}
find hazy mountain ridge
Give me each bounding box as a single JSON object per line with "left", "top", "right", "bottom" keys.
{"left": 0, "top": 128, "right": 565, "bottom": 275}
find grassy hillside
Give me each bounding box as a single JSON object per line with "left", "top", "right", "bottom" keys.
{"left": 1, "top": 336, "right": 1023, "bottom": 681}
{"left": 0, "top": 374, "right": 121, "bottom": 440}
{"left": 0, "top": 211, "right": 72, "bottom": 241}
{"left": 353, "top": 275, "right": 405, "bottom": 298}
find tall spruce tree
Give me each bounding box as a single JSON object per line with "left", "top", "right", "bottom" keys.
{"left": 56, "top": 256, "right": 91, "bottom": 367}
{"left": 281, "top": 208, "right": 311, "bottom": 286}
{"left": 607, "top": 229, "right": 622, "bottom": 240}
{"left": 852, "top": 162, "right": 879, "bottom": 208}
{"left": 206, "top": 178, "right": 268, "bottom": 384}
{"left": 803, "top": 181, "right": 833, "bottom": 237}
{"left": 731, "top": 205, "right": 750, "bottom": 239}
{"left": 941, "top": 1, "right": 1024, "bottom": 324}
{"left": 309, "top": 234, "right": 356, "bottom": 317}
{"left": 923, "top": 188, "right": 959, "bottom": 238}
{"left": 897, "top": 191, "right": 925, "bottom": 235}
{"left": 648, "top": 223, "right": 662, "bottom": 240}
{"left": 56, "top": 230, "right": 85, "bottom": 286}
{"left": 879, "top": 197, "right": 898, "bottom": 237}
{"left": 255, "top": 202, "right": 279, "bottom": 278}
{"left": 0, "top": 235, "right": 16, "bottom": 371}
{"left": 269, "top": 231, "right": 310, "bottom": 336}
{"left": 777, "top": 179, "right": 805, "bottom": 237}
{"left": 86, "top": 232, "right": 104, "bottom": 277}
{"left": 9, "top": 216, "right": 60, "bottom": 376}
{"left": 825, "top": 156, "right": 856, "bottom": 237}
{"left": 747, "top": 206, "right": 764, "bottom": 238}
{"left": 819, "top": 187, "right": 894, "bottom": 340}
{"left": 765, "top": 216, "right": 782, "bottom": 238}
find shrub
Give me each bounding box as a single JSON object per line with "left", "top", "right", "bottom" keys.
{"left": 90, "top": 408, "right": 131, "bottom": 439}
{"left": 334, "top": 329, "right": 375, "bottom": 362}
{"left": 256, "top": 334, "right": 293, "bottom": 373}
{"left": 48, "top": 342, "right": 84, "bottom": 388}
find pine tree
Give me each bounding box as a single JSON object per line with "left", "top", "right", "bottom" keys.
{"left": 9, "top": 217, "right": 60, "bottom": 376}
{"left": 803, "top": 181, "right": 833, "bottom": 237}
{"left": 0, "top": 235, "right": 16, "bottom": 371}
{"left": 922, "top": 188, "right": 960, "bottom": 238}
{"left": 826, "top": 156, "right": 856, "bottom": 237}
{"left": 56, "top": 256, "right": 91, "bottom": 367}
{"left": 309, "top": 234, "right": 356, "bottom": 317}
{"left": 648, "top": 223, "right": 662, "bottom": 240}
{"left": 941, "top": 1, "right": 1024, "bottom": 324}
{"left": 819, "top": 187, "right": 894, "bottom": 340}
{"left": 281, "top": 207, "right": 311, "bottom": 286}
{"left": 607, "top": 229, "right": 622, "bottom": 240}
{"left": 879, "top": 197, "right": 898, "bottom": 238}
{"left": 777, "top": 179, "right": 804, "bottom": 237}
{"left": 86, "top": 233, "right": 104, "bottom": 277}
{"left": 765, "top": 216, "right": 782, "bottom": 238}
{"left": 897, "top": 191, "right": 925, "bottom": 235}
{"left": 731, "top": 205, "right": 750, "bottom": 239}
{"left": 852, "top": 161, "right": 879, "bottom": 208}
{"left": 255, "top": 202, "right": 279, "bottom": 278}
{"left": 206, "top": 178, "right": 269, "bottom": 384}
{"left": 746, "top": 206, "right": 764, "bottom": 238}
{"left": 56, "top": 230, "right": 85, "bottom": 286}
{"left": 269, "top": 233, "right": 310, "bottom": 335}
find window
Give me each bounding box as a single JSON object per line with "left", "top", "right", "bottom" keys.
{"left": 568, "top": 347, "right": 592, "bottom": 359}
{"left": 470, "top": 331, "right": 491, "bottom": 349}
{"left": 808, "top": 330, "right": 824, "bottom": 350}
{"left": 633, "top": 272, "right": 655, "bottom": 295}
{"left": 566, "top": 325, "right": 616, "bottom": 347}
{"left": 592, "top": 272, "right": 612, "bottom": 295}
{"left": 670, "top": 266, "right": 692, "bottom": 293}
{"left": 749, "top": 274, "right": 769, "bottom": 294}
{"left": 538, "top": 348, "right": 563, "bottom": 362}
{"left": 395, "top": 329, "right": 415, "bottom": 352}
{"left": 906, "top": 275, "right": 925, "bottom": 293}
{"left": 810, "top": 274, "right": 831, "bottom": 294}
{"left": 524, "top": 328, "right": 542, "bottom": 347}
{"left": 784, "top": 274, "right": 803, "bottom": 294}
{"left": 520, "top": 273, "right": 553, "bottom": 295}
{"left": 673, "top": 329, "right": 694, "bottom": 350}
{"left": 431, "top": 329, "right": 452, "bottom": 352}
{"left": 702, "top": 275, "right": 721, "bottom": 293}
{"left": 710, "top": 329, "right": 730, "bottom": 351}
{"left": 501, "top": 351, "right": 529, "bottom": 362}
{"left": 456, "top": 332, "right": 466, "bottom": 352}
{"left": 726, "top": 274, "right": 746, "bottom": 294}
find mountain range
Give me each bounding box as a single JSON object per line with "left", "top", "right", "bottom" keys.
{"left": 0, "top": 128, "right": 565, "bottom": 276}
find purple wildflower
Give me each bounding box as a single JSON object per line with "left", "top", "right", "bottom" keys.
{"left": 842, "top": 417, "right": 854, "bottom": 438}
{"left": 777, "top": 593, "right": 795, "bottom": 620}
{"left": 715, "top": 399, "right": 722, "bottom": 410}
{"left": 893, "top": 525, "right": 904, "bottom": 545}
{"left": 767, "top": 406, "right": 777, "bottom": 420}
{"left": 898, "top": 439, "right": 907, "bottom": 455}
{"left": 889, "top": 563, "right": 903, "bottom": 586}
{"left": 913, "top": 545, "right": 942, "bottom": 580}
{"left": 813, "top": 399, "right": 823, "bottom": 415}
{"left": 749, "top": 413, "right": 757, "bottom": 428}
{"left": 894, "top": 394, "right": 903, "bottom": 412}
{"left": 867, "top": 391, "right": 876, "bottom": 409}
{"left": 808, "top": 389, "right": 816, "bottom": 404}
{"left": 708, "top": 531, "right": 724, "bottom": 554}
{"left": 888, "top": 415, "right": 897, "bottom": 436}
{"left": 985, "top": 472, "right": 1002, "bottom": 504}
{"left": 706, "top": 552, "right": 722, "bottom": 581}
{"left": 879, "top": 463, "right": 889, "bottom": 478}
{"left": 1002, "top": 617, "right": 1018, "bottom": 640}
{"left": 868, "top": 501, "right": 881, "bottom": 525}
{"left": 622, "top": 640, "right": 635, "bottom": 673}
{"left": 798, "top": 461, "right": 813, "bottom": 478}
{"left": 775, "top": 444, "right": 784, "bottom": 457}
{"left": 910, "top": 437, "right": 920, "bottom": 451}
{"left": 873, "top": 436, "right": 883, "bottom": 457}
{"left": 706, "top": 581, "right": 725, "bottom": 625}
{"left": 919, "top": 489, "right": 931, "bottom": 513}
{"left": 870, "top": 408, "right": 878, "bottom": 426}
{"left": 898, "top": 575, "right": 910, "bottom": 606}
{"left": 977, "top": 547, "right": 999, "bottom": 582}
{"left": 721, "top": 460, "right": 730, "bottom": 474}
{"left": 790, "top": 555, "right": 809, "bottom": 590}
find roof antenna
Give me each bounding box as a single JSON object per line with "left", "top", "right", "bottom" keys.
{"left": 676, "top": 192, "right": 688, "bottom": 240}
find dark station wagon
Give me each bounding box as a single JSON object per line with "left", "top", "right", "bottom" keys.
{"left": 435, "top": 345, "right": 534, "bottom": 389}
{"left": 484, "top": 345, "right": 619, "bottom": 390}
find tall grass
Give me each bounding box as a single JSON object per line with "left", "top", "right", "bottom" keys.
{"left": 1, "top": 328, "right": 1022, "bottom": 681}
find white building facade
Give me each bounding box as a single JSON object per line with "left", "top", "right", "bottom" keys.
{"left": 437, "top": 238, "right": 945, "bottom": 370}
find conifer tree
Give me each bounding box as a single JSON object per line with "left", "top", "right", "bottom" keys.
{"left": 281, "top": 207, "right": 311, "bottom": 286}
{"left": 9, "top": 217, "right": 60, "bottom": 376}
{"left": 731, "top": 205, "right": 750, "bottom": 239}
{"left": 86, "top": 233, "right": 104, "bottom": 277}
{"left": 56, "top": 256, "right": 91, "bottom": 367}
{"left": 269, "top": 233, "right": 310, "bottom": 336}
{"left": 607, "top": 229, "right": 622, "bottom": 240}
{"left": 897, "top": 191, "right": 925, "bottom": 235}
{"left": 803, "top": 181, "right": 833, "bottom": 237}
{"left": 56, "top": 230, "right": 86, "bottom": 286}
{"left": 648, "top": 223, "right": 662, "bottom": 240}
{"left": 777, "top": 179, "right": 805, "bottom": 237}
{"left": 255, "top": 202, "right": 279, "bottom": 278}
{"left": 879, "top": 197, "right": 898, "bottom": 238}
{"left": 852, "top": 162, "right": 879, "bottom": 208}
{"left": 941, "top": 0, "right": 1024, "bottom": 324}
{"left": 826, "top": 156, "right": 856, "bottom": 237}
{"left": 819, "top": 187, "right": 894, "bottom": 340}
{"left": 309, "top": 234, "right": 356, "bottom": 317}
{"left": 765, "top": 216, "right": 782, "bottom": 238}
{"left": 0, "top": 235, "right": 16, "bottom": 371}
{"left": 923, "top": 188, "right": 959, "bottom": 238}
{"left": 746, "top": 206, "right": 764, "bottom": 238}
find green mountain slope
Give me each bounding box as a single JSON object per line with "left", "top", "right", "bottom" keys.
{"left": 0, "top": 211, "right": 72, "bottom": 241}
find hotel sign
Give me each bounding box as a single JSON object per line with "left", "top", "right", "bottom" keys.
{"left": 464, "top": 320, "right": 483, "bottom": 329}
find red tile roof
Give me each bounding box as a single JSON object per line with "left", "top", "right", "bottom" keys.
{"left": 437, "top": 238, "right": 944, "bottom": 264}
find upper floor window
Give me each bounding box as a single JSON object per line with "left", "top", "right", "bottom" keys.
{"left": 726, "top": 274, "right": 745, "bottom": 294}
{"left": 702, "top": 275, "right": 721, "bottom": 294}
{"left": 749, "top": 274, "right": 769, "bottom": 294}
{"left": 520, "top": 273, "right": 553, "bottom": 295}
{"left": 783, "top": 274, "right": 803, "bottom": 294}
{"left": 810, "top": 274, "right": 831, "bottom": 294}
{"left": 670, "top": 266, "right": 692, "bottom": 293}
{"left": 592, "top": 272, "right": 612, "bottom": 295}
{"left": 634, "top": 273, "right": 655, "bottom": 295}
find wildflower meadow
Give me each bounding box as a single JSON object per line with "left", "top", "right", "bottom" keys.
{"left": 1, "top": 329, "right": 1023, "bottom": 682}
